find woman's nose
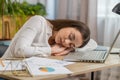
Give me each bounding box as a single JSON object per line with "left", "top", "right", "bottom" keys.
{"left": 63, "top": 39, "right": 71, "bottom": 47}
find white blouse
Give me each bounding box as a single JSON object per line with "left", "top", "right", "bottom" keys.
{"left": 2, "top": 15, "right": 52, "bottom": 59}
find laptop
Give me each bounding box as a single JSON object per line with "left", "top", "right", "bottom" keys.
{"left": 63, "top": 30, "right": 120, "bottom": 63}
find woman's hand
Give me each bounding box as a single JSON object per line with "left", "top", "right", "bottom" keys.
{"left": 53, "top": 48, "right": 74, "bottom": 56}
{"left": 51, "top": 44, "right": 74, "bottom": 56}
{"left": 51, "top": 44, "right": 66, "bottom": 54}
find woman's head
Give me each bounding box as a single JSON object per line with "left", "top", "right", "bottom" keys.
{"left": 48, "top": 19, "right": 90, "bottom": 48}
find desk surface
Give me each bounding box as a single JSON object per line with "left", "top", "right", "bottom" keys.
{"left": 0, "top": 54, "right": 120, "bottom": 80}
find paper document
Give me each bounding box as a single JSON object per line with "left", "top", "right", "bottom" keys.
{"left": 110, "top": 48, "right": 120, "bottom": 53}
{"left": 24, "top": 57, "right": 74, "bottom": 66}
{"left": 25, "top": 61, "right": 72, "bottom": 76}
{"left": 24, "top": 57, "right": 73, "bottom": 76}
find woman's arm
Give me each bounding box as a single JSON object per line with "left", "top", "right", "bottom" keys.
{"left": 13, "top": 16, "right": 52, "bottom": 57}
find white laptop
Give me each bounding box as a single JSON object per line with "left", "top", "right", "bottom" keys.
{"left": 63, "top": 30, "right": 120, "bottom": 63}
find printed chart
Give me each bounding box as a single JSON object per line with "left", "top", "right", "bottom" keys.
{"left": 39, "top": 67, "right": 55, "bottom": 72}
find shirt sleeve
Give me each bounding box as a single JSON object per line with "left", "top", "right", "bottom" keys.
{"left": 14, "top": 15, "right": 51, "bottom": 58}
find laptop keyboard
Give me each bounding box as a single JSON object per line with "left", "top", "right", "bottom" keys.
{"left": 64, "top": 51, "right": 107, "bottom": 60}
{"left": 81, "top": 51, "right": 106, "bottom": 60}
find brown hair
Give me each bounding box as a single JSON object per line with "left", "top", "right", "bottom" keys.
{"left": 48, "top": 19, "right": 90, "bottom": 48}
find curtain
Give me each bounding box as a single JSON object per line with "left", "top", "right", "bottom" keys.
{"left": 55, "top": 0, "right": 97, "bottom": 41}
{"left": 97, "top": 0, "right": 120, "bottom": 46}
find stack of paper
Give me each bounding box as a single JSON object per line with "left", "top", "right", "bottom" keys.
{"left": 24, "top": 57, "right": 74, "bottom": 66}
{"left": 24, "top": 57, "right": 74, "bottom": 76}
{"left": 25, "top": 62, "right": 72, "bottom": 76}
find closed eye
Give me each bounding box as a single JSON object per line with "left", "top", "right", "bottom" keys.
{"left": 69, "top": 33, "right": 75, "bottom": 41}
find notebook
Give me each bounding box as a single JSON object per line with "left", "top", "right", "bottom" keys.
{"left": 63, "top": 30, "right": 120, "bottom": 63}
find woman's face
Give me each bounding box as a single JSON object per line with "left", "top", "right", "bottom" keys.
{"left": 55, "top": 27, "right": 83, "bottom": 48}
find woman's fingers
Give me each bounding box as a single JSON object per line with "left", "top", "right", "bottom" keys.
{"left": 54, "top": 48, "right": 74, "bottom": 56}
{"left": 51, "top": 44, "right": 66, "bottom": 54}
{"left": 51, "top": 44, "right": 75, "bottom": 56}
{"left": 54, "top": 50, "right": 69, "bottom": 56}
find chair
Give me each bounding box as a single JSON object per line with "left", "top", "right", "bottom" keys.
{"left": 0, "top": 44, "right": 8, "bottom": 57}
{"left": 0, "top": 40, "right": 10, "bottom": 57}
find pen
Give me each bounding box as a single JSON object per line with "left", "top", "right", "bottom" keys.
{"left": 0, "top": 58, "right": 5, "bottom": 67}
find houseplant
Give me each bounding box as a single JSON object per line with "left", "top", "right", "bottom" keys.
{"left": 0, "top": 0, "right": 47, "bottom": 40}
{"left": 0, "top": 0, "right": 47, "bottom": 55}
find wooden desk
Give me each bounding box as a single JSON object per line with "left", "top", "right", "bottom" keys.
{"left": 0, "top": 54, "right": 120, "bottom": 80}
